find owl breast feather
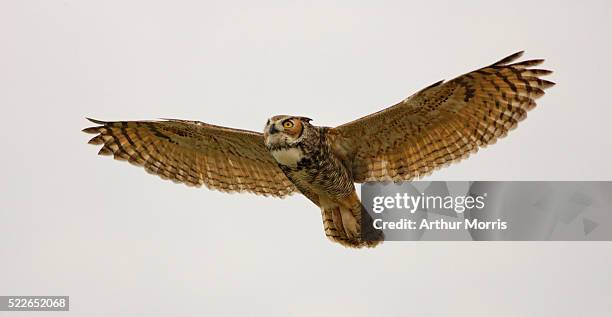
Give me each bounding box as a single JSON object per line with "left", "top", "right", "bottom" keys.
{"left": 270, "top": 147, "right": 305, "bottom": 167}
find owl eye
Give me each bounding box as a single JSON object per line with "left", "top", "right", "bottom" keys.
{"left": 283, "top": 121, "right": 294, "bottom": 129}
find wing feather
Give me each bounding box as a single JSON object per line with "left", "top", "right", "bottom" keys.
{"left": 333, "top": 51, "right": 554, "bottom": 182}
{"left": 83, "top": 118, "right": 295, "bottom": 197}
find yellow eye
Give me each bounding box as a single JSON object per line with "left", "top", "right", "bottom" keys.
{"left": 283, "top": 121, "right": 294, "bottom": 129}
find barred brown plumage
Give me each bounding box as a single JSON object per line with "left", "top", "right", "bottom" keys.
{"left": 83, "top": 118, "right": 296, "bottom": 196}
{"left": 334, "top": 51, "right": 554, "bottom": 182}
{"left": 84, "top": 51, "right": 553, "bottom": 248}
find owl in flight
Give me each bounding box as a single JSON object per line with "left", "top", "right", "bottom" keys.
{"left": 84, "top": 51, "right": 554, "bottom": 248}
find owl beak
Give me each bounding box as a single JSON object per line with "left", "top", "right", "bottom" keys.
{"left": 268, "top": 124, "right": 280, "bottom": 135}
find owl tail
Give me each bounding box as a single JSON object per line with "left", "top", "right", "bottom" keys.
{"left": 320, "top": 192, "right": 384, "bottom": 248}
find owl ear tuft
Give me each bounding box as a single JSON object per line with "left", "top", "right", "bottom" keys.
{"left": 298, "top": 117, "right": 313, "bottom": 123}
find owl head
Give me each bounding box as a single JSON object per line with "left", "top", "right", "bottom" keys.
{"left": 264, "top": 115, "right": 313, "bottom": 149}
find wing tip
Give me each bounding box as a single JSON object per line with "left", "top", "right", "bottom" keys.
{"left": 493, "top": 50, "right": 525, "bottom": 66}
{"left": 83, "top": 118, "right": 108, "bottom": 134}
{"left": 87, "top": 135, "right": 105, "bottom": 145}
{"left": 542, "top": 79, "right": 556, "bottom": 89}
{"left": 82, "top": 127, "right": 100, "bottom": 134}
{"left": 97, "top": 146, "right": 113, "bottom": 156}
{"left": 86, "top": 117, "right": 108, "bottom": 125}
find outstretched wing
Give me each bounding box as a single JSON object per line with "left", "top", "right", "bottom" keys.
{"left": 83, "top": 118, "right": 295, "bottom": 197}
{"left": 333, "top": 51, "right": 555, "bottom": 182}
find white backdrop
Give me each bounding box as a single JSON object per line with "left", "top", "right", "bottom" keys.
{"left": 1, "top": 1, "right": 611, "bottom": 316}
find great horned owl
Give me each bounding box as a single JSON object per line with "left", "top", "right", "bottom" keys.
{"left": 83, "top": 51, "right": 554, "bottom": 248}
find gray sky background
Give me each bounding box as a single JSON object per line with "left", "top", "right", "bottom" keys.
{"left": 1, "top": 1, "right": 611, "bottom": 316}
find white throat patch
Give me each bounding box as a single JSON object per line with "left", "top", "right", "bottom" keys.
{"left": 271, "top": 147, "right": 304, "bottom": 167}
